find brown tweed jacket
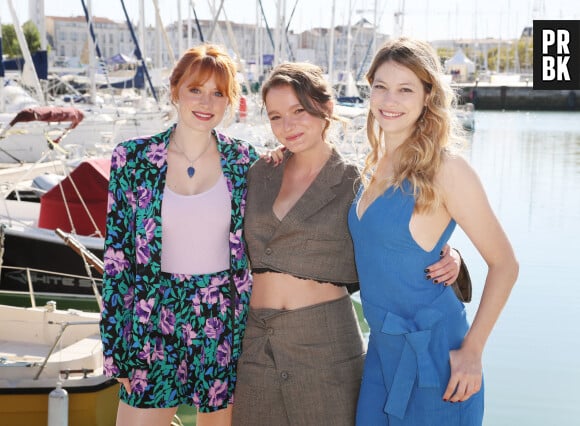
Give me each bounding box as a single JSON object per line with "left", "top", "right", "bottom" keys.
{"left": 244, "top": 147, "right": 360, "bottom": 289}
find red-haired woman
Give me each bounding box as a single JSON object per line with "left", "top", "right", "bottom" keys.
{"left": 100, "top": 44, "right": 257, "bottom": 426}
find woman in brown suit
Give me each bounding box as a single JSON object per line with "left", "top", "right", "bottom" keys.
{"left": 232, "top": 62, "right": 466, "bottom": 426}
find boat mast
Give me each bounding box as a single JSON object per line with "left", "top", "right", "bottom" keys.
{"left": 191, "top": 1, "right": 204, "bottom": 43}
{"left": 393, "top": 0, "right": 405, "bottom": 38}
{"left": 274, "top": 0, "right": 285, "bottom": 66}
{"left": 328, "top": 0, "right": 335, "bottom": 90}
{"left": 177, "top": 0, "right": 183, "bottom": 56}
{"left": 372, "top": 0, "right": 378, "bottom": 56}
{"left": 345, "top": 0, "right": 353, "bottom": 79}
{"left": 207, "top": 0, "right": 226, "bottom": 41}
{"left": 187, "top": 0, "right": 192, "bottom": 46}
{"left": 28, "top": 0, "right": 47, "bottom": 50}
{"left": 284, "top": 0, "right": 299, "bottom": 61}
{"left": 255, "top": 0, "right": 263, "bottom": 80}
{"left": 0, "top": 19, "right": 5, "bottom": 112}
{"left": 120, "top": 0, "right": 159, "bottom": 102}
{"left": 80, "top": 0, "right": 98, "bottom": 104}
{"left": 279, "top": 0, "right": 287, "bottom": 64}
{"left": 152, "top": 0, "right": 176, "bottom": 66}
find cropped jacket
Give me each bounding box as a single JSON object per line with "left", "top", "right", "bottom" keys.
{"left": 244, "top": 148, "right": 360, "bottom": 292}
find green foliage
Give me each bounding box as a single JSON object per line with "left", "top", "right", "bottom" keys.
{"left": 23, "top": 21, "right": 41, "bottom": 53}
{"left": 1, "top": 24, "right": 20, "bottom": 57}
{"left": 1, "top": 21, "right": 42, "bottom": 57}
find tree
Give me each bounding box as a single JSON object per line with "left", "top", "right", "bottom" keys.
{"left": 0, "top": 21, "right": 42, "bottom": 58}
{"left": 1, "top": 24, "right": 20, "bottom": 57}
{"left": 23, "top": 21, "right": 41, "bottom": 53}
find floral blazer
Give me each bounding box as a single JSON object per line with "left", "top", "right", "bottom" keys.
{"left": 100, "top": 124, "right": 258, "bottom": 377}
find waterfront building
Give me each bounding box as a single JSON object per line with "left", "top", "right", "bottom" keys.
{"left": 39, "top": 14, "right": 386, "bottom": 87}
{"left": 46, "top": 16, "right": 131, "bottom": 68}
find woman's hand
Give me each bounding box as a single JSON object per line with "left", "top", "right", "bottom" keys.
{"left": 117, "top": 377, "right": 132, "bottom": 394}
{"left": 261, "top": 145, "right": 286, "bottom": 166}
{"left": 443, "top": 346, "right": 483, "bottom": 403}
{"left": 424, "top": 244, "right": 461, "bottom": 285}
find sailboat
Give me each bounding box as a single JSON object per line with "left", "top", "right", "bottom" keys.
{"left": 0, "top": 110, "right": 108, "bottom": 301}
{"left": 0, "top": 300, "right": 118, "bottom": 425}
{"left": 0, "top": 1, "right": 172, "bottom": 164}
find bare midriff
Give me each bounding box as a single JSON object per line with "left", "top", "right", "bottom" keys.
{"left": 250, "top": 272, "right": 348, "bottom": 310}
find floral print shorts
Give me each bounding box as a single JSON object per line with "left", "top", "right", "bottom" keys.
{"left": 120, "top": 269, "right": 238, "bottom": 412}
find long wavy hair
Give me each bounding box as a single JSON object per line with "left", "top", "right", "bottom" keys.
{"left": 261, "top": 62, "right": 341, "bottom": 141}
{"left": 169, "top": 43, "right": 240, "bottom": 120}
{"left": 362, "top": 37, "right": 462, "bottom": 212}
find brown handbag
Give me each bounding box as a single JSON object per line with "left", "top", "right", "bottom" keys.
{"left": 450, "top": 253, "right": 473, "bottom": 303}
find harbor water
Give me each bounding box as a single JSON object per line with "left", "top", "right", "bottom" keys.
{"left": 448, "top": 111, "right": 580, "bottom": 425}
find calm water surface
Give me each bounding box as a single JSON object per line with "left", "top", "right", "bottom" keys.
{"left": 449, "top": 111, "right": 580, "bottom": 425}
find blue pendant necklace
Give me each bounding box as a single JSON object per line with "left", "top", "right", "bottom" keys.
{"left": 172, "top": 135, "right": 213, "bottom": 178}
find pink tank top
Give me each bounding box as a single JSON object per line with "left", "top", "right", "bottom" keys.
{"left": 161, "top": 175, "right": 230, "bottom": 275}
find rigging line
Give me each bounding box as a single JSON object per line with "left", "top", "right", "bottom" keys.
{"left": 207, "top": 0, "right": 226, "bottom": 41}
{"left": 54, "top": 170, "right": 76, "bottom": 237}
{"left": 205, "top": 0, "right": 228, "bottom": 46}
{"left": 191, "top": 1, "right": 205, "bottom": 43}
{"left": 356, "top": 35, "right": 375, "bottom": 81}
{"left": 152, "top": 0, "right": 176, "bottom": 65}
{"left": 258, "top": 0, "right": 276, "bottom": 50}
{"left": 283, "top": 0, "right": 300, "bottom": 61}
{"left": 63, "top": 167, "right": 104, "bottom": 239}
{"left": 285, "top": 0, "right": 299, "bottom": 33}
{"left": 0, "top": 142, "right": 23, "bottom": 163}
{"left": 55, "top": 228, "right": 104, "bottom": 311}
{"left": 79, "top": 0, "right": 117, "bottom": 108}
{"left": 220, "top": 7, "right": 251, "bottom": 94}
{"left": 119, "top": 0, "right": 159, "bottom": 103}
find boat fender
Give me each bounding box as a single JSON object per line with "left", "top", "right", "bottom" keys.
{"left": 239, "top": 97, "right": 248, "bottom": 122}
{"left": 48, "top": 381, "right": 68, "bottom": 426}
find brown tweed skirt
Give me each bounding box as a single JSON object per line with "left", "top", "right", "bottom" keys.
{"left": 232, "top": 295, "right": 366, "bottom": 426}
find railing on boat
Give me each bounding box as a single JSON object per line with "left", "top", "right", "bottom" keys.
{"left": 0, "top": 227, "right": 103, "bottom": 310}
{"left": 0, "top": 228, "right": 104, "bottom": 381}
{"left": 34, "top": 317, "right": 100, "bottom": 380}
{"left": 0, "top": 264, "right": 102, "bottom": 309}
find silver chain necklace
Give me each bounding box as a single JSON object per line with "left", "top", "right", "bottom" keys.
{"left": 172, "top": 135, "right": 213, "bottom": 178}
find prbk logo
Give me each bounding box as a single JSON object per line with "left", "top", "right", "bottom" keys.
{"left": 533, "top": 20, "right": 580, "bottom": 90}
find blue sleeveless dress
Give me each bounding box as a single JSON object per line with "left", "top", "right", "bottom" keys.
{"left": 348, "top": 182, "right": 484, "bottom": 425}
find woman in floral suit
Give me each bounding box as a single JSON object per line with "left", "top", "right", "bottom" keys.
{"left": 99, "top": 44, "right": 258, "bottom": 426}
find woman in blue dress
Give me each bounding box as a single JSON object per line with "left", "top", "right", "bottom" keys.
{"left": 348, "top": 37, "right": 519, "bottom": 425}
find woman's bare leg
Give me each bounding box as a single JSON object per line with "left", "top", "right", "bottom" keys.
{"left": 196, "top": 405, "right": 233, "bottom": 426}
{"left": 115, "top": 400, "right": 178, "bottom": 426}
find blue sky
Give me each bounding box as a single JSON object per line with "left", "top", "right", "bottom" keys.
{"left": 1, "top": 0, "right": 578, "bottom": 41}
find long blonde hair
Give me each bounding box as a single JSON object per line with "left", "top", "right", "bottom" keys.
{"left": 362, "top": 37, "right": 462, "bottom": 212}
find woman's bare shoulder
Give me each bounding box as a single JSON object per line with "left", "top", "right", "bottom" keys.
{"left": 439, "top": 151, "right": 476, "bottom": 182}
